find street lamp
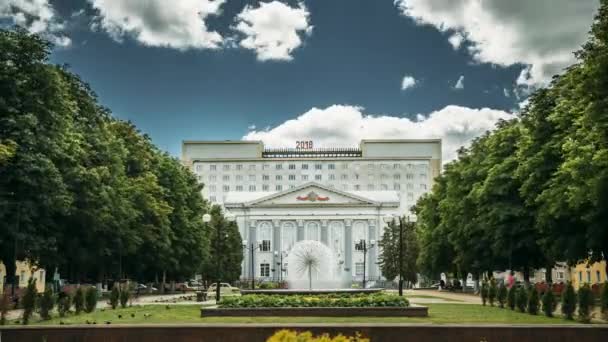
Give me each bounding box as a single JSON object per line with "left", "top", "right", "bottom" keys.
{"left": 355, "top": 239, "right": 375, "bottom": 289}
{"left": 383, "top": 214, "right": 410, "bottom": 296}
{"left": 203, "top": 212, "right": 235, "bottom": 303}
{"left": 274, "top": 250, "right": 288, "bottom": 283}
{"left": 243, "top": 240, "right": 262, "bottom": 289}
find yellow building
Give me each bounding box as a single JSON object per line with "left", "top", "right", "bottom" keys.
{"left": 570, "top": 260, "right": 607, "bottom": 289}
{"left": 0, "top": 260, "right": 46, "bottom": 294}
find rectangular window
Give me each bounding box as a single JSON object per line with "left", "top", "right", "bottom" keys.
{"left": 209, "top": 195, "right": 216, "bottom": 202}
{"left": 587, "top": 271, "right": 591, "bottom": 282}
{"left": 236, "top": 185, "right": 243, "bottom": 192}
{"left": 341, "top": 174, "right": 348, "bottom": 180}
{"left": 302, "top": 174, "right": 309, "bottom": 181}
{"left": 209, "top": 175, "right": 217, "bottom": 181}
{"left": 394, "top": 183, "right": 401, "bottom": 190}
{"left": 249, "top": 175, "right": 256, "bottom": 181}
{"left": 249, "top": 185, "right": 256, "bottom": 192}
{"left": 223, "top": 185, "right": 230, "bottom": 192}
{"left": 394, "top": 174, "right": 400, "bottom": 180}
{"left": 355, "top": 263, "right": 364, "bottom": 276}
{"left": 557, "top": 272, "right": 564, "bottom": 280}
{"left": 393, "top": 163, "right": 400, "bottom": 169}
{"left": 276, "top": 175, "right": 283, "bottom": 181}
{"left": 223, "top": 164, "right": 230, "bottom": 171}
{"left": 381, "top": 174, "right": 388, "bottom": 180}
{"left": 420, "top": 173, "right": 427, "bottom": 179}
{"left": 263, "top": 184, "right": 269, "bottom": 191}
{"left": 597, "top": 270, "right": 601, "bottom": 282}
{"left": 407, "top": 183, "right": 414, "bottom": 189}
{"left": 249, "top": 164, "right": 256, "bottom": 170}
{"left": 260, "top": 263, "right": 270, "bottom": 277}
{"left": 263, "top": 164, "right": 270, "bottom": 170}
{"left": 406, "top": 173, "right": 414, "bottom": 180}
{"left": 289, "top": 164, "right": 296, "bottom": 170}
{"left": 328, "top": 164, "right": 335, "bottom": 170}
{"left": 261, "top": 240, "right": 271, "bottom": 252}
{"left": 209, "top": 185, "right": 216, "bottom": 192}
{"left": 223, "top": 175, "right": 230, "bottom": 181}
{"left": 407, "top": 192, "right": 414, "bottom": 200}
{"left": 420, "top": 184, "right": 427, "bottom": 190}
{"left": 302, "top": 164, "right": 309, "bottom": 170}
{"left": 367, "top": 184, "right": 374, "bottom": 190}
{"left": 368, "top": 164, "right": 374, "bottom": 170}
{"left": 315, "top": 163, "right": 322, "bottom": 170}
{"left": 329, "top": 174, "right": 336, "bottom": 180}
{"left": 579, "top": 271, "right": 582, "bottom": 282}
{"left": 342, "top": 163, "right": 349, "bottom": 169}
{"left": 380, "top": 184, "right": 388, "bottom": 190}
{"left": 210, "top": 164, "right": 217, "bottom": 171}
{"left": 263, "top": 175, "right": 270, "bottom": 181}
{"left": 354, "top": 184, "right": 361, "bottom": 191}
{"left": 236, "top": 164, "right": 243, "bottom": 170}
{"left": 276, "top": 185, "right": 283, "bottom": 191}
{"left": 289, "top": 174, "right": 296, "bottom": 181}
{"left": 236, "top": 175, "right": 243, "bottom": 181}
{"left": 275, "top": 164, "right": 283, "bottom": 170}
{"left": 195, "top": 164, "right": 203, "bottom": 172}
{"left": 315, "top": 174, "right": 322, "bottom": 181}
{"left": 290, "top": 185, "right": 295, "bottom": 189}
{"left": 197, "top": 175, "right": 203, "bottom": 182}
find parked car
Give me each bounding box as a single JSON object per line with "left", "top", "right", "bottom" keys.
{"left": 137, "top": 283, "right": 158, "bottom": 292}
{"left": 206, "top": 283, "right": 240, "bottom": 297}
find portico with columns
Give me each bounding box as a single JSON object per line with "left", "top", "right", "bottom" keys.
{"left": 224, "top": 182, "right": 402, "bottom": 283}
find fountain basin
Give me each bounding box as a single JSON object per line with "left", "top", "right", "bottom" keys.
{"left": 241, "top": 288, "right": 383, "bottom": 296}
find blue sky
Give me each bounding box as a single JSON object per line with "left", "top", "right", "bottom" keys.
{"left": 1, "top": 0, "right": 600, "bottom": 161}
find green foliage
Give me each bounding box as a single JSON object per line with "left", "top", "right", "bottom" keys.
{"left": 480, "top": 281, "right": 488, "bottom": 306}
{"left": 38, "top": 288, "right": 55, "bottom": 320}
{"left": 601, "top": 282, "right": 608, "bottom": 320}
{"left": 218, "top": 293, "right": 409, "bottom": 308}
{"left": 73, "top": 287, "right": 85, "bottom": 314}
{"left": 120, "top": 288, "right": 130, "bottom": 308}
{"left": 507, "top": 286, "right": 516, "bottom": 310}
{"left": 110, "top": 286, "right": 120, "bottom": 309}
{"left": 541, "top": 289, "right": 556, "bottom": 317}
{"left": 527, "top": 287, "right": 539, "bottom": 315}
{"left": 515, "top": 287, "right": 527, "bottom": 313}
{"left": 267, "top": 330, "right": 369, "bottom": 342}
{"left": 488, "top": 279, "right": 497, "bottom": 307}
{"left": 577, "top": 284, "right": 594, "bottom": 323}
{"left": 561, "top": 282, "right": 577, "bottom": 320}
{"left": 84, "top": 287, "right": 98, "bottom": 313}
{"left": 200, "top": 205, "right": 243, "bottom": 283}
{"left": 497, "top": 283, "right": 507, "bottom": 308}
{"left": 0, "top": 293, "right": 9, "bottom": 325}
{"left": 21, "top": 278, "right": 37, "bottom": 325}
{"left": 379, "top": 217, "right": 419, "bottom": 283}
{"left": 57, "top": 292, "right": 72, "bottom": 317}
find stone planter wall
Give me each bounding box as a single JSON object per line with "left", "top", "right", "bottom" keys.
{"left": 201, "top": 306, "right": 428, "bottom": 317}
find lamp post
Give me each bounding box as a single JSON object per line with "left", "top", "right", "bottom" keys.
{"left": 355, "top": 239, "right": 375, "bottom": 289}
{"left": 203, "top": 211, "right": 236, "bottom": 303}
{"left": 274, "top": 251, "right": 288, "bottom": 283}
{"left": 383, "top": 214, "right": 410, "bottom": 296}
{"left": 243, "top": 240, "right": 262, "bottom": 289}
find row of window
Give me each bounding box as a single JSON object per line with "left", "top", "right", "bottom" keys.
{"left": 208, "top": 184, "right": 426, "bottom": 193}
{"left": 578, "top": 270, "right": 604, "bottom": 283}
{"left": 196, "top": 163, "right": 428, "bottom": 172}
{"left": 258, "top": 262, "right": 365, "bottom": 277}
{"left": 207, "top": 173, "right": 427, "bottom": 182}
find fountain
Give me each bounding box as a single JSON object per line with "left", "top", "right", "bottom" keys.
{"left": 285, "top": 240, "right": 346, "bottom": 290}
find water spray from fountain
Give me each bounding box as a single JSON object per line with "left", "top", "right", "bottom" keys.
{"left": 286, "top": 240, "right": 347, "bottom": 289}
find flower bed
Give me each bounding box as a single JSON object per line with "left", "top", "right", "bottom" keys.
{"left": 218, "top": 293, "right": 409, "bottom": 308}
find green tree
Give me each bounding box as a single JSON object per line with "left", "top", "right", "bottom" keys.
{"left": 527, "top": 287, "right": 539, "bottom": 315}
{"left": 516, "top": 286, "right": 527, "bottom": 312}
{"left": 200, "top": 205, "right": 243, "bottom": 283}
{"left": 73, "top": 287, "right": 85, "bottom": 314}
{"left": 542, "top": 289, "right": 556, "bottom": 317}
{"left": 379, "top": 216, "right": 419, "bottom": 284}
{"left": 497, "top": 283, "right": 507, "bottom": 308}
{"left": 577, "top": 284, "right": 594, "bottom": 323}
{"left": 21, "top": 278, "right": 37, "bottom": 325}
{"left": 507, "top": 286, "right": 516, "bottom": 310}
{"left": 562, "top": 282, "right": 577, "bottom": 320}
{"left": 110, "top": 286, "right": 120, "bottom": 309}
{"left": 38, "top": 288, "right": 55, "bottom": 320}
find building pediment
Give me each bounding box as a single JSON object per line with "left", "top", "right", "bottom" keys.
{"left": 241, "top": 182, "right": 381, "bottom": 207}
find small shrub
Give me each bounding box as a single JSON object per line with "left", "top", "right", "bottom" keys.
{"left": 577, "top": 283, "right": 594, "bottom": 323}
{"left": 507, "top": 286, "right": 516, "bottom": 310}
{"left": 21, "top": 278, "right": 37, "bottom": 325}
{"left": 120, "top": 288, "right": 130, "bottom": 308}
{"left": 84, "top": 286, "right": 98, "bottom": 313}
{"left": 110, "top": 286, "right": 120, "bottom": 309}
{"left": 74, "top": 287, "right": 85, "bottom": 314}
{"left": 488, "top": 279, "right": 497, "bottom": 307}
{"left": 219, "top": 293, "right": 409, "bottom": 308}
{"left": 57, "top": 292, "right": 72, "bottom": 317}
{"left": 0, "top": 293, "right": 10, "bottom": 325}
{"left": 541, "top": 289, "right": 556, "bottom": 317}
{"left": 267, "top": 329, "right": 369, "bottom": 342}
{"left": 480, "top": 281, "right": 488, "bottom": 306}
{"left": 561, "top": 282, "right": 576, "bottom": 320}
{"left": 38, "top": 288, "right": 55, "bottom": 320}
{"left": 515, "top": 286, "right": 527, "bottom": 312}
{"left": 497, "top": 283, "right": 507, "bottom": 308}
{"left": 527, "top": 287, "right": 539, "bottom": 315}
{"left": 600, "top": 281, "right": 608, "bottom": 320}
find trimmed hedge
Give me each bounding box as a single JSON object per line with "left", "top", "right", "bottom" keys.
{"left": 219, "top": 293, "right": 409, "bottom": 308}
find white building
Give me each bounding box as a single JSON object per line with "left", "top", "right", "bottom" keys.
{"left": 182, "top": 139, "right": 441, "bottom": 283}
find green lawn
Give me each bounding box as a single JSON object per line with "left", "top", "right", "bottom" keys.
{"left": 407, "top": 294, "right": 463, "bottom": 302}
{"left": 10, "top": 303, "right": 586, "bottom": 326}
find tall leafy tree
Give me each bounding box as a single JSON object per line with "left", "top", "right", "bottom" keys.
{"left": 201, "top": 205, "right": 243, "bottom": 283}
{"left": 379, "top": 217, "right": 420, "bottom": 284}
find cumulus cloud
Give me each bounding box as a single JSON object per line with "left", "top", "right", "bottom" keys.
{"left": 234, "top": 1, "right": 312, "bottom": 61}
{"left": 88, "top": 0, "right": 225, "bottom": 50}
{"left": 401, "top": 75, "right": 417, "bottom": 90}
{"left": 243, "top": 104, "right": 514, "bottom": 163}
{"left": 0, "top": 0, "right": 71, "bottom": 46}
{"left": 454, "top": 75, "right": 464, "bottom": 89}
{"left": 395, "top": 0, "right": 599, "bottom": 86}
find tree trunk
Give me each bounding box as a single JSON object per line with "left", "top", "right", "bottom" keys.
{"left": 523, "top": 266, "right": 531, "bottom": 285}
{"left": 545, "top": 263, "right": 553, "bottom": 283}
{"left": 473, "top": 272, "right": 480, "bottom": 294}
{"left": 161, "top": 270, "right": 166, "bottom": 294}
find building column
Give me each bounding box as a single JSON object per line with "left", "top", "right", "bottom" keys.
{"left": 321, "top": 219, "right": 329, "bottom": 245}
{"left": 272, "top": 219, "right": 281, "bottom": 281}
{"left": 344, "top": 219, "right": 352, "bottom": 275}
{"left": 368, "top": 219, "right": 377, "bottom": 279}
{"left": 297, "top": 219, "right": 304, "bottom": 241}
{"left": 248, "top": 222, "right": 257, "bottom": 279}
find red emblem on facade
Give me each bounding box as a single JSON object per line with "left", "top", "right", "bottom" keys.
{"left": 296, "top": 191, "right": 329, "bottom": 202}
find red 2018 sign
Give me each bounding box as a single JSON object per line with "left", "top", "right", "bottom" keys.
{"left": 296, "top": 141, "right": 314, "bottom": 149}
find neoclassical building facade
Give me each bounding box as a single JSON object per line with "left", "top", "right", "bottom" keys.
{"left": 182, "top": 139, "right": 441, "bottom": 282}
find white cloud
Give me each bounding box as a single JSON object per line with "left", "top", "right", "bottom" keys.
{"left": 234, "top": 1, "right": 311, "bottom": 61}
{"left": 401, "top": 75, "right": 417, "bottom": 90}
{"left": 503, "top": 88, "right": 510, "bottom": 98}
{"left": 0, "top": 0, "right": 71, "bottom": 46}
{"left": 243, "top": 104, "right": 514, "bottom": 163}
{"left": 395, "top": 0, "right": 599, "bottom": 86}
{"left": 448, "top": 32, "right": 464, "bottom": 49}
{"left": 454, "top": 75, "right": 464, "bottom": 89}
{"left": 88, "top": 0, "right": 225, "bottom": 50}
